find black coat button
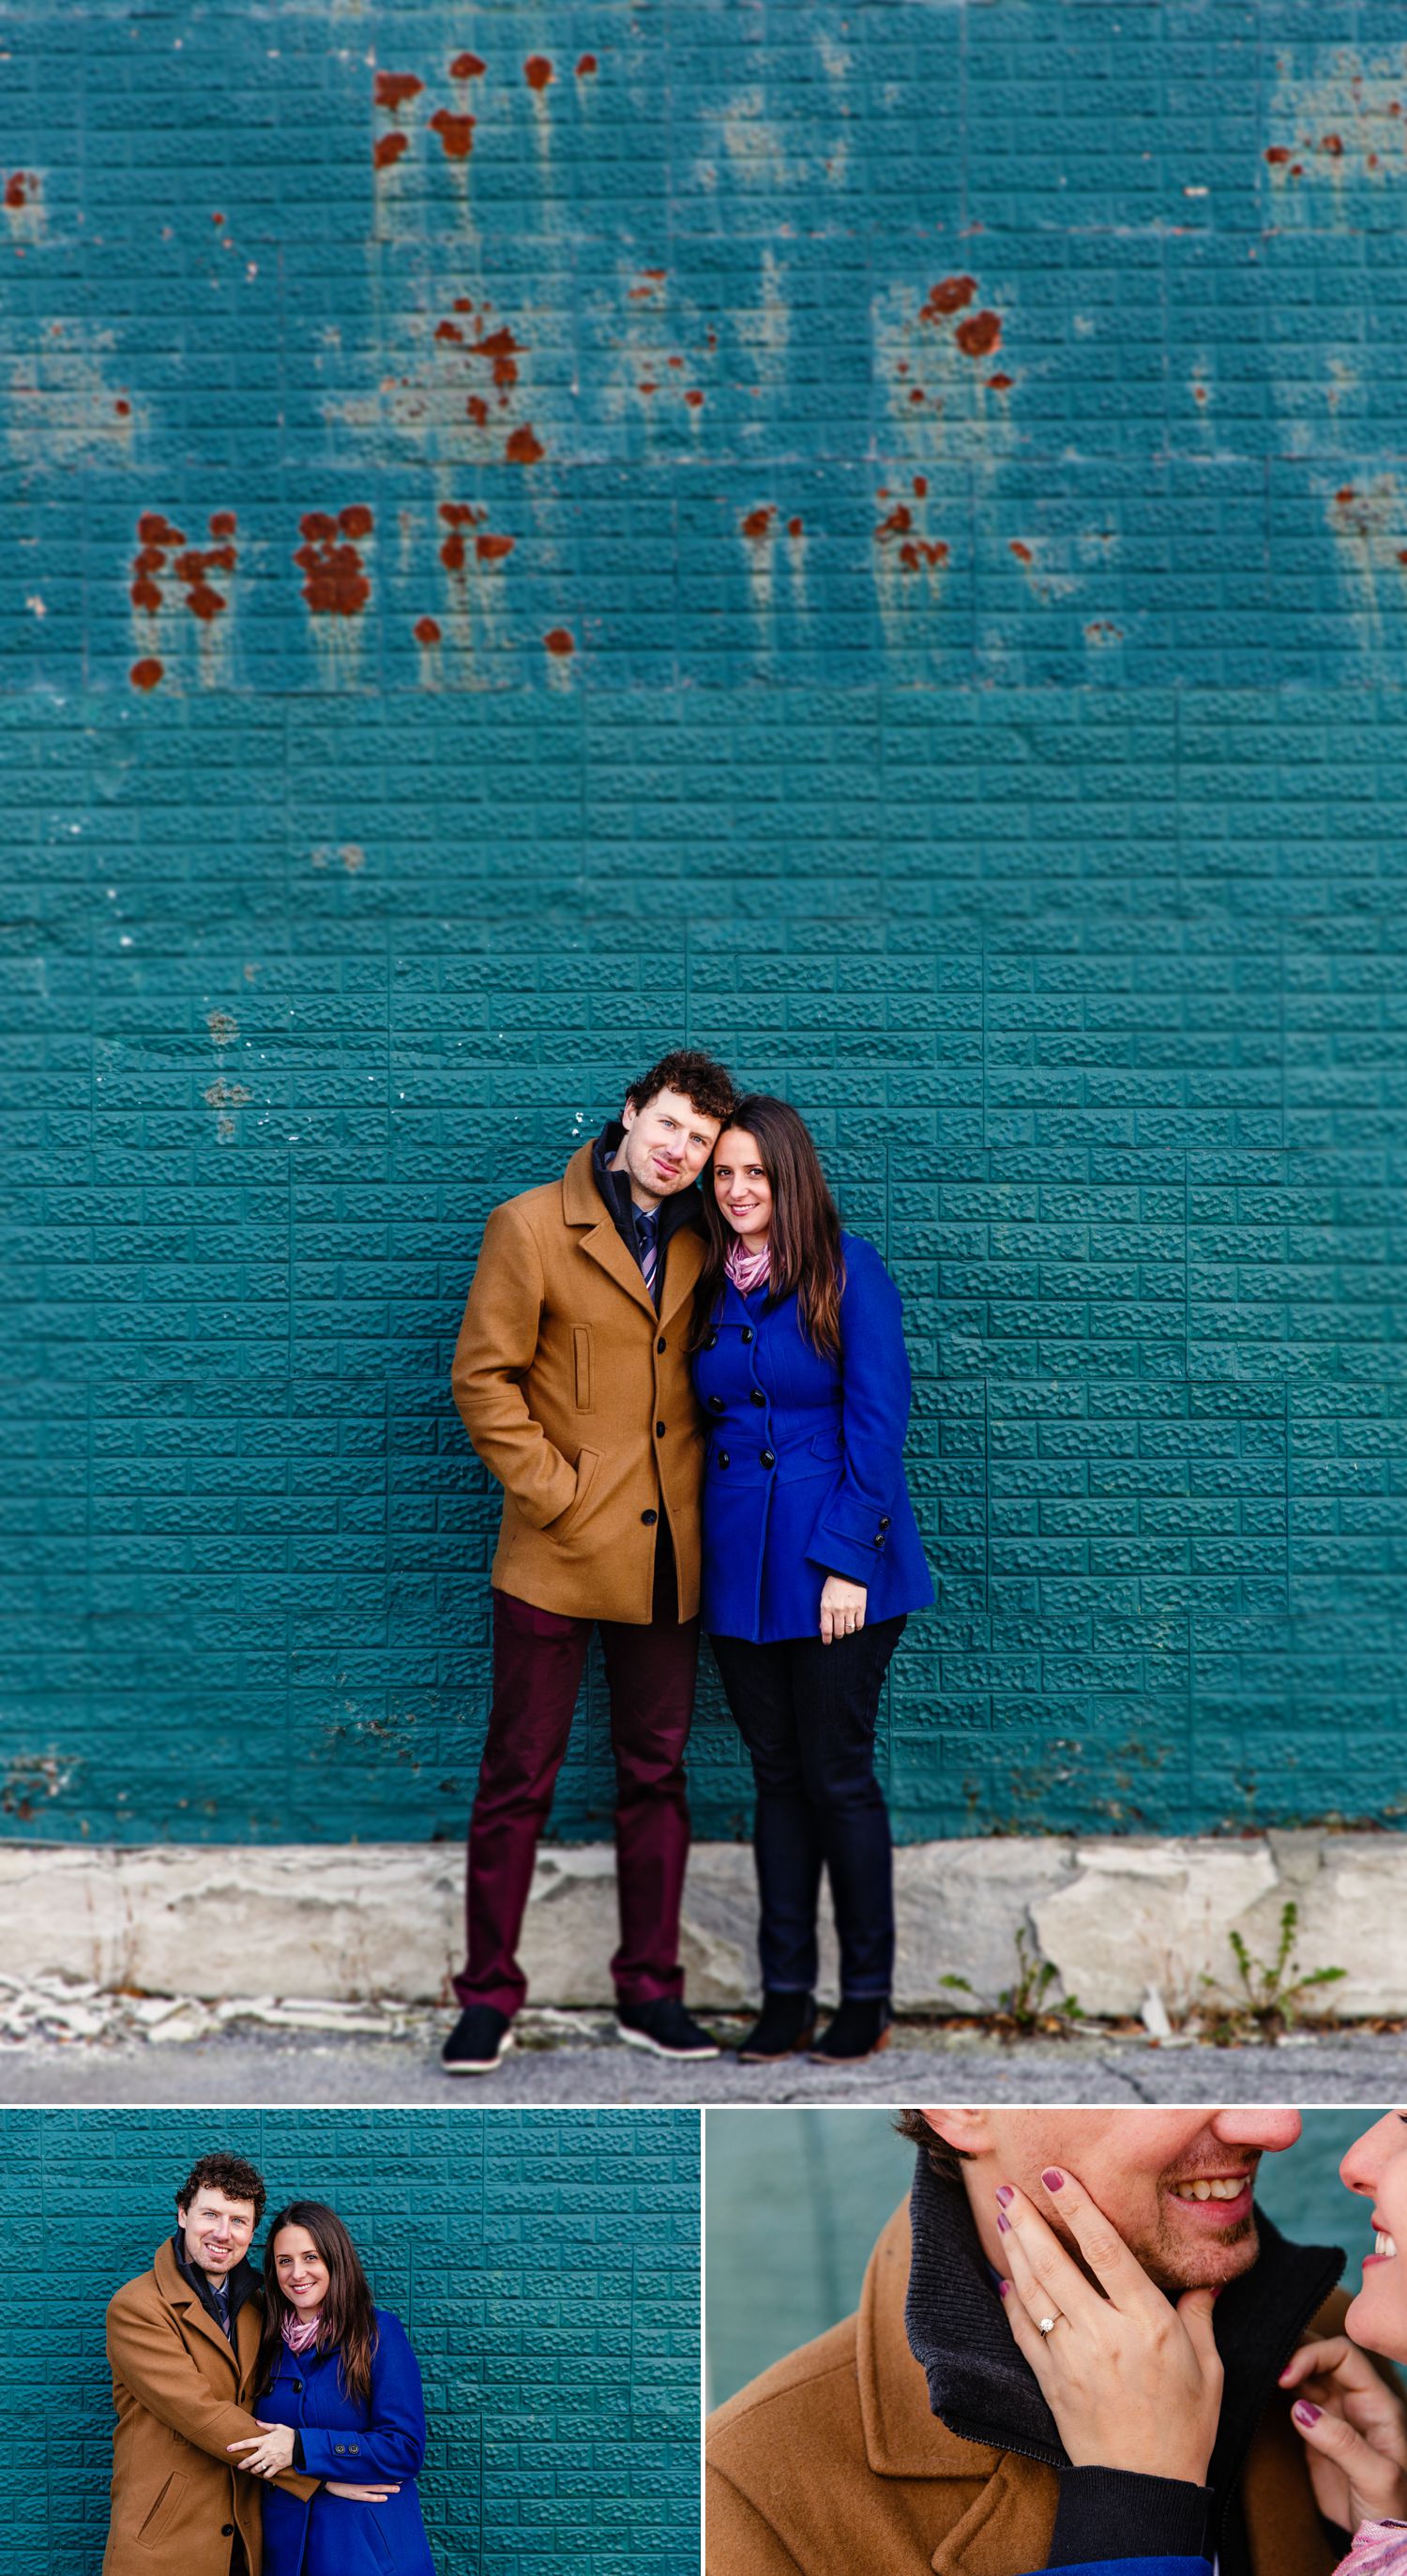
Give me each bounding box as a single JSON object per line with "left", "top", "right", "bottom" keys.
{"left": 750, "top": 1387, "right": 766, "bottom": 1407}
{"left": 658, "top": 1336, "right": 667, "bottom": 1353}
{"left": 741, "top": 1326, "right": 755, "bottom": 1343}
{"left": 718, "top": 1451, "right": 730, "bottom": 1468}
{"left": 656, "top": 1421, "right": 666, "bottom": 1437}
{"left": 761, "top": 1449, "right": 776, "bottom": 1469}
{"left": 709, "top": 1394, "right": 724, "bottom": 1413}
{"left": 221, "top": 2529, "right": 234, "bottom": 2540}
{"left": 705, "top": 1332, "right": 719, "bottom": 1349}
{"left": 292, "top": 2380, "right": 303, "bottom": 2393}
{"left": 879, "top": 1516, "right": 891, "bottom": 1530}
{"left": 642, "top": 1508, "right": 658, "bottom": 1525}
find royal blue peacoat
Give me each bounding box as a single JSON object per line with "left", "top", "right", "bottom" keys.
{"left": 690, "top": 1231, "right": 934, "bottom": 1644}
{"left": 259, "top": 2308, "right": 436, "bottom": 2576}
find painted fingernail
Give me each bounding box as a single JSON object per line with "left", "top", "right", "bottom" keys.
{"left": 1041, "top": 2169, "right": 1066, "bottom": 2191}
{"left": 996, "top": 2211, "right": 1010, "bottom": 2234}
{"left": 1293, "top": 2402, "right": 1322, "bottom": 2426}
{"left": 997, "top": 2277, "right": 1010, "bottom": 2296}
{"left": 995, "top": 2184, "right": 1015, "bottom": 2206}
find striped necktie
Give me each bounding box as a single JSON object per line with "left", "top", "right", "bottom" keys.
{"left": 634, "top": 1206, "right": 659, "bottom": 1301}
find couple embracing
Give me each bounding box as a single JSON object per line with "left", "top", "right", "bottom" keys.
{"left": 104, "top": 2151, "right": 431, "bottom": 2576}
{"left": 442, "top": 1048, "right": 933, "bottom": 2074}
{"left": 709, "top": 2105, "right": 1407, "bottom": 2575}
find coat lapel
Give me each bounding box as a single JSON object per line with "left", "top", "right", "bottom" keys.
{"left": 155, "top": 2237, "right": 244, "bottom": 2381}
{"left": 562, "top": 1141, "right": 704, "bottom": 1326}
{"left": 857, "top": 2202, "right": 1057, "bottom": 2574}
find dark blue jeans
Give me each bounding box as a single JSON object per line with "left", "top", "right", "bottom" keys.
{"left": 710, "top": 1616, "right": 904, "bottom": 2001}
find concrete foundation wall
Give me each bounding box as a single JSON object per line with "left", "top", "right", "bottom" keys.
{"left": 4, "top": 1833, "right": 1399, "bottom": 2021}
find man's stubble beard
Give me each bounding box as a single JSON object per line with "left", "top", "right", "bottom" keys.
{"left": 1049, "top": 2207, "right": 1260, "bottom": 2298}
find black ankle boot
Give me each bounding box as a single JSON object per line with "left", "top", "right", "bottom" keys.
{"left": 737, "top": 1992, "right": 817, "bottom": 2063}
{"left": 810, "top": 1998, "right": 892, "bottom": 2064}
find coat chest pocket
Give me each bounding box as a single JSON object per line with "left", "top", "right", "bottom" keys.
{"left": 573, "top": 1326, "right": 593, "bottom": 1411}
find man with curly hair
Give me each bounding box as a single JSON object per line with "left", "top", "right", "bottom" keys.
{"left": 444, "top": 1048, "right": 736, "bottom": 2073}
{"left": 103, "top": 2152, "right": 390, "bottom": 2576}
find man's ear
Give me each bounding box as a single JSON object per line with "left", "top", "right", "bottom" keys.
{"left": 621, "top": 1099, "right": 637, "bottom": 1130}
{"left": 918, "top": 2108, "right": 998, "bottom": 2158}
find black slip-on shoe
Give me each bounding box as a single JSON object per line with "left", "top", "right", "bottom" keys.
{"left": 616, "top": 1998, "right": 721, "bottom": 2060}
{"left": 809, "top": 1999, "right": 893, "bottom": 2064}
{"left": 737, "top": 1992, "right": 817, "bottom": 2063}
{"left": 441, "top": 2005, "right": 515, "bottom": 2075}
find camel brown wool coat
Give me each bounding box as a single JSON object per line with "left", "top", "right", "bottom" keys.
{"left": 706, "top": 2203, "right": 1351, "bottom": 2576}
{"left": 103, "top": 2238, "right": 318, "bottom": 2576}
{"left": 452, "top": 1142, "right": 706, "bottom": 1624}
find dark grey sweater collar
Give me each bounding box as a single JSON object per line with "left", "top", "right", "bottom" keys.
{"left": 171, "top": 2232, "right": 259, "bottom": 2339}
{"left": 902, "top": 2146, "right": 1343, "bottom": 2489}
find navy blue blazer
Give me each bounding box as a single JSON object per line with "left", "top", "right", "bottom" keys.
{"left": 690, "top": 1231, "right": 933, "bottom": 1644}
{"left": 260, "top": 2307, "right": 436, "bottom": 2576}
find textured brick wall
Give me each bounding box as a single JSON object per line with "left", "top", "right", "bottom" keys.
{"left": 0, "top": 2105, "right": 700, "bottom": 2576}
{"left": 3, "top": 4, "right": 1405, "bottom": 1849}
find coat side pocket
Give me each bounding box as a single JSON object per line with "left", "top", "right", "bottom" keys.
{"left": 573, "top": 1325, "right": 593, "bottom": 1411}
{"left": 136, "top": 2472, "right": 189, "bottom": 2550}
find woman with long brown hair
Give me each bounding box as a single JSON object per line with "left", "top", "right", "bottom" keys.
{"left": 690, "top": 1095, "right": 932, "bottom": 2066}
{"left": 224, "top": 2200, "right": 436, "bottom": 2574}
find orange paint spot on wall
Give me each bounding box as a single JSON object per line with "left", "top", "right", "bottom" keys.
{"left": 956, "top": 310, "right": 1002, "bottom": 357}
{"left": 506, "top": 424, "right": 544, "bottom": 463}
{"left": 374, "top": 132, "right": 409, "bottom": 170}
{"left": 1009, "top": 539, "right": 1033, "bottom": 564}
{"left": 544, "top": 628, "right": 574, "bottom": 655}
{"left": 415, "top": 615, "right": 441, "bottom": 644}
{"left": 451, "top": 53, "right": 485, "bottom": 78}
{"left": 988, "top": 371, "right": 1013, "bottom": 391}
{"left": 375, "top": 72, "right": 424, "bottom": 110}
{"left": 1264, "top": 145, "right": 1291, "bottom": 165}
{"left": 465, "top": 396, "right": 489, "bottom": 425}
{"left": 429, "top": 109, "right": 475, "bottom": 159}
{"left": 524, "top": 55, "right": 553, "bottom": 91}
{"left": 684, "top": 389, "right": 704, "bottom": 408}
{"left": 476, "top": 534, "right": 515, "bottom": 563}
{"left": 130, "top": 658, "right": 163, "bottom": 690}
{"left": 576, "top": 53, "right": 598, "bottom": 76}
{"left": 741, "top": 506, "right": 776, "bottom": 540}
{"left": 920, "top": 275, "right": 976, "bottom": 320}
{"left": 787, "top": 517, "right": 804, "bottom": 538}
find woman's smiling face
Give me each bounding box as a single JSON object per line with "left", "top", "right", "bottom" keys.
{"left": 713, "top": 1128, "right": 773, "bottom": 1248}
{"left": 273, "top": 2224, "right": 330, "bottom": 2315}
{"left": 1340, "top": 2112, "right": 1407, "bottom": 2357}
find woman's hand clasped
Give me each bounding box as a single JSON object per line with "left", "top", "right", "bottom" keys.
{"left": 1280, "top": 2335, "right": 1407, "bottom": 2531}
{"left": 227, "top": 2422, "right": 296, "bottom": 2479}
{"left": 995, "top": 2167, "right": 1224, "bottom": 2487}
{"left": 819, "top": 1575, "right": 866, "bottom": 1644}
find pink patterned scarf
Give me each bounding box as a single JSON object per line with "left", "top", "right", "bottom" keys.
{"left": 281, "top": 2310, "right": 322, "bottom": 2355}
{"left": 725, "top": 1237, "right": 771, "bottom": 1297}
{"left": 1341, "top": 2524, "right": 1407, "bottom": 2575}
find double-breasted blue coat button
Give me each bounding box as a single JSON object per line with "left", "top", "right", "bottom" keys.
{"left": 761, "top": 1449, "right": 776, "bottom": 1469}
{"left": 750, "top": 1387, "right": 766, "bottom": 1406}
{"left": 741, "top": 1326, "right": 755, "bottom": 1343}
{"left": 705, "top": 1331, "right": 719, "bottom": 1348}
{"left": 718, "top": 1451, "right": 730, "bottom": 1468}
{"left": 879, "top": 1515, "right": 891, "bottom": 1530}
{"left": 708, "top": 1394, "right": 725, "bottom": 1412}
{"left": 292, "top": 2380, "right": 303, "bottom": 2393}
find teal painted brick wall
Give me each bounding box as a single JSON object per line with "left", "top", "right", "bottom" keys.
{"left": 2, "top": 4, "right": 1405, "bottom": 1846}
{"left": 0, "top": 2105, "right": 701, "bottom": 2575}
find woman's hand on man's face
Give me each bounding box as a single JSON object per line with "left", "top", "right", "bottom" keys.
{"left": 819, "top": 1575, "right": 866, "bottom": 1644}
{"left": 1280, "top": 2335, "right": 1407, "bottom": 2531}
{"left": 994, "top": 2165, "right": 1224, "bottom": 2487}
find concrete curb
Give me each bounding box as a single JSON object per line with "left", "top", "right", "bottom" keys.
{"left": 0, "top": 1833, "right": 1397, "bottom": 2017}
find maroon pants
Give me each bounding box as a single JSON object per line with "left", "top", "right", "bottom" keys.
{"left": 455, "top": 1557, "right": 699, "bottom": 2015}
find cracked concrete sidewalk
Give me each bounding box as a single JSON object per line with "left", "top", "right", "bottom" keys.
{"left": 0, "top": 1979, "right": 1402, "bottom": 2103}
